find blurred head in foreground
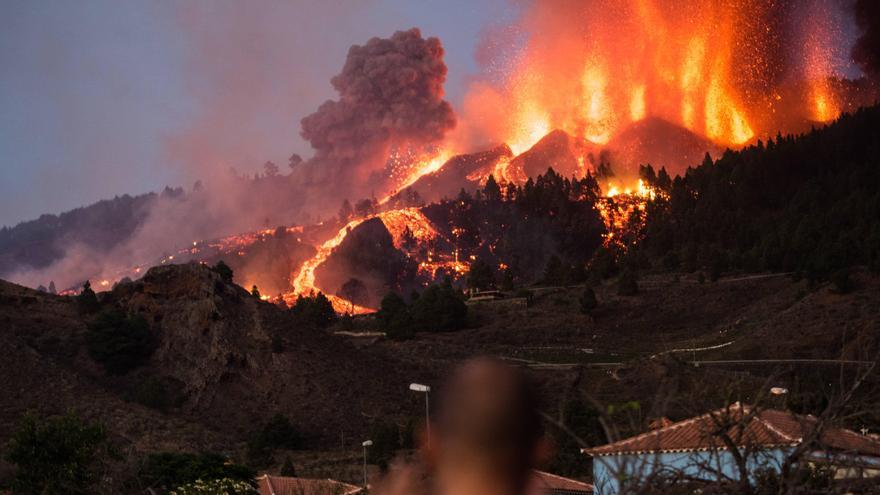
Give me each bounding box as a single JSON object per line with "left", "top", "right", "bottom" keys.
{"left": 428, "top": 357, "right": 543, "bottom": 495}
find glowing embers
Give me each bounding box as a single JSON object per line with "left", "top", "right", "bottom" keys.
{"left": 582, "top": 62, "right": 614, "bottom": 144}
{"left": 704, "top": 73, "right": 754, "bottom": 146}
{"left": 377, "top": 208, "right": 440, "bottom": 249}
{"left": 383, "top": 149, "right": 451, "bottom": 203}
{"left": 597, "top": 180, "right": 653, "bottom": 250}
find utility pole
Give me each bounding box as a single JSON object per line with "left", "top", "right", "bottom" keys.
{"left": 362, "top": 440, "right": 373, "bottom": 489}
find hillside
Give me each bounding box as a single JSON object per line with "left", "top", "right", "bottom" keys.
{"left": 0, "top": 264, "right": 422, "bottom": 470}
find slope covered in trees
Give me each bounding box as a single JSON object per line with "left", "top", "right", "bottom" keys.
{"left": 636, "top": 104, "right": 880, "bottom": 280}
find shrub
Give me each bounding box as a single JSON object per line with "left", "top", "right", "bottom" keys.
{"left": 5, "top": 412, "right": 110, "bottom": 495}
{"left": 367, "top": 420, "right": 412, "bottom": 472}
{"left": 86, "top": 309, "right": 156, "bottom": 375}
{"left": 170, "top": 477, "right": 257, "bottom": 495}
{"left": 410, "top": 282, "right": 467, "bottom": 332}
{"left": 76, "top": 281, "right": 100, "bottom": 314}
{"left": 211, "top": 261, "right": 234, "bottom": 284}
{"left": 377, "top": 292, "right": 415, "bottom": 340}
{"left": 466, "top": 259, "right": 495, "bottom": 290}
{"left": 247, "top": 414, "right": 302, "bottom": 465}
{"left": 140, "top": 452, "right": 255, "bottom": 493}
{"left": 290, "top": 292, "right": 337, "bottom": 328}
{"left": 514, "top": 288, "right": 534, "bottom": 307}
{"left": 280, "top": 456, "right": 296, "bottom": 477}
{"left": 580, "top": 287, "right": 598, "bottom": 314}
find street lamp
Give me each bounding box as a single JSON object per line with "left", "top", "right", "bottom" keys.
{"left": 409, "top": 383, "right": 431, "bottom": 445}
{"left": 362, "top": 440, "right": 373, "bottom": 488}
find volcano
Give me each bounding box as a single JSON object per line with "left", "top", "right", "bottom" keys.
{"left": 604, "top": 117, "right": 720, "bottom": 178}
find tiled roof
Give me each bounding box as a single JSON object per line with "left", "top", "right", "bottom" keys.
{"left": 530, "top": 470, "right": 594, "bottom": 494}
{"left": 257, "top": 475, "right": 364, "bottom": 495}
{"left": 582, "top": 403, "right": 880, "bottom": 458}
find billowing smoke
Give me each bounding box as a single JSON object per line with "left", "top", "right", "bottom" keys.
{"left": 300, "top": 28, "right": 456, "bottom": 192}
{"left": 852, "top": 0, "right": 880, "bottom": 79}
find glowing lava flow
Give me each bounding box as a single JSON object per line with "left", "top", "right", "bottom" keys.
{"left": 284, "top": 208, "right": 446, "bottom": 314}
{"left": 284, "top": 217, "right": 369, "bottom": 312}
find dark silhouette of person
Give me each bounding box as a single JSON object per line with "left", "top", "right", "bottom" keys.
{"left": 377, "top": 357, "right": 545, "bottom": 495}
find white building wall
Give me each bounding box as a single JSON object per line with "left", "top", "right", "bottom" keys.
{"left": 591, "top": 448, "right": 790, "bottom": 495}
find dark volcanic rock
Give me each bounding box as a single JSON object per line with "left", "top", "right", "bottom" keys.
{"left": 398, "top": 144, "right": 513, "bottom": 203}
{"left": 510, "top": 129, "right": 596, "bottom": 179}
{"left": 315, "top": 218, "right": 414, "bottom": 307}
{"left": 605, "top": 117, "right": 719, "bottom": 178}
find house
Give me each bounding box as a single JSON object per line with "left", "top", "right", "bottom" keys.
{"left": 529, "top": 470, "right": 594, "bottom": 494}
{"left": 258, "top": 470, "right": 591, "bottom": 495}
{"left": 582, "top": 403, "right": 880, "bottom": 494}
{"left": 257, "top": 474, "right": 364, "bottom": 495}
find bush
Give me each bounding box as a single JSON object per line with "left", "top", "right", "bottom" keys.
{"left": 211, "top": 261, "right": 234, "bottom": 284}
{"left": 140, "top": 452, "right": 255, "bottom": 493}
{"left": 466, "top": 259, "right": 495, "bottom": 290}
{"left": 76, "top": 281, "right": 100, "bottom": 314}
{"left": 247, "top": 414, "right": 302, "bottom": 465}
{"left": 290, "top": 292, "right": 337, "bottom": 328}
{"left": 580, "top": 287, "right": 598, "bottom": 314}
{"left": 170, "top": 477, "right": 257, "bottom": 495}
{"left": 5, "top": 412, "right": 110, "bottom": 495}
{"left": 410, "top": 282, "right": 467, "bottom": 332}
{"left": 279, "top": 456, "right": 296, "bottom": 477}
{"left": 86, "top": 309, "right": 156, "bottom": 375}
{"left": 367, "top": 420, "right": 412, "bottom": 472}
{"left": 377, "top": 292, "right": 415, "bottom": 340}
{"left": 514, "top": 288, "right": 534, "bottom": 307}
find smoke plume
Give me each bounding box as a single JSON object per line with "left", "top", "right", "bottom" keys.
{"left": 300, "top": 28, "right": 456, "bottom": 190}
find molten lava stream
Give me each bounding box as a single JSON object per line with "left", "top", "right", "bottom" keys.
{"left": 284, "top": 207, "right": 442, "bottom": 315}
{"left": 285, "top": 217, "right": 375, "bottom": 314}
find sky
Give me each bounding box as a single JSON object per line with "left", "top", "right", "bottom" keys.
{"left": 0, "top": 0, "right": 520, "bottom": 227}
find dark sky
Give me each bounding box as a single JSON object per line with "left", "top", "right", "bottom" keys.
{"left": 0, "top": 0, "right": 519, "bottom": 227}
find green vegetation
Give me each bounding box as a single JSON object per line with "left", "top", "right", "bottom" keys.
{"left": 5, "top": 412, "right": 110, "bottom": 495}
{"left": 85, "top": 309, "right": 156, "bottom": 375}
{"left": 170, "top": 477, "right": 258, "bottom": 495}
{"left": 411, "top": 281, "right": 468, "bottom": 332}
{"left": 337, "top": 277, "right": 368, "bottom": 313}
{"left": 466, "top": 259, "right": 495, "bottom": 290}
{"left": 247, "top": 414, "right": 302, "bottom": 465}
{"left": 377, "top": 291, "right": 415, "bottom": 340}
{"left": 378, "top": 281, "right": 468, "bottom": 339}
{"left": 579, "top": 286, "right": 598, "bottom": 314}
{"left": 547, "top": 399, "right": 605, "bottom": 477}
{"left": 280, "top": 456, "right": 296, "bottom": 477}
{"left": 290, "top": 292, "right": 337, "bottom": 328}
{"left": 423, "top": 168, "right": 606, "bottom": 286}
{"left": 140, "top": 452, "right": 255, "bottom": 494}
{"left": 636, "top": 106, "right": 880, "bottom": 281}
{"left": 76, "top": 280, "right": 100, "bottom": 314}
{"left": 211, "top": 260, "right": 234, "bottom": 284}
{"left": 367, "top": 419, "right": 413, "bottom": 471}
